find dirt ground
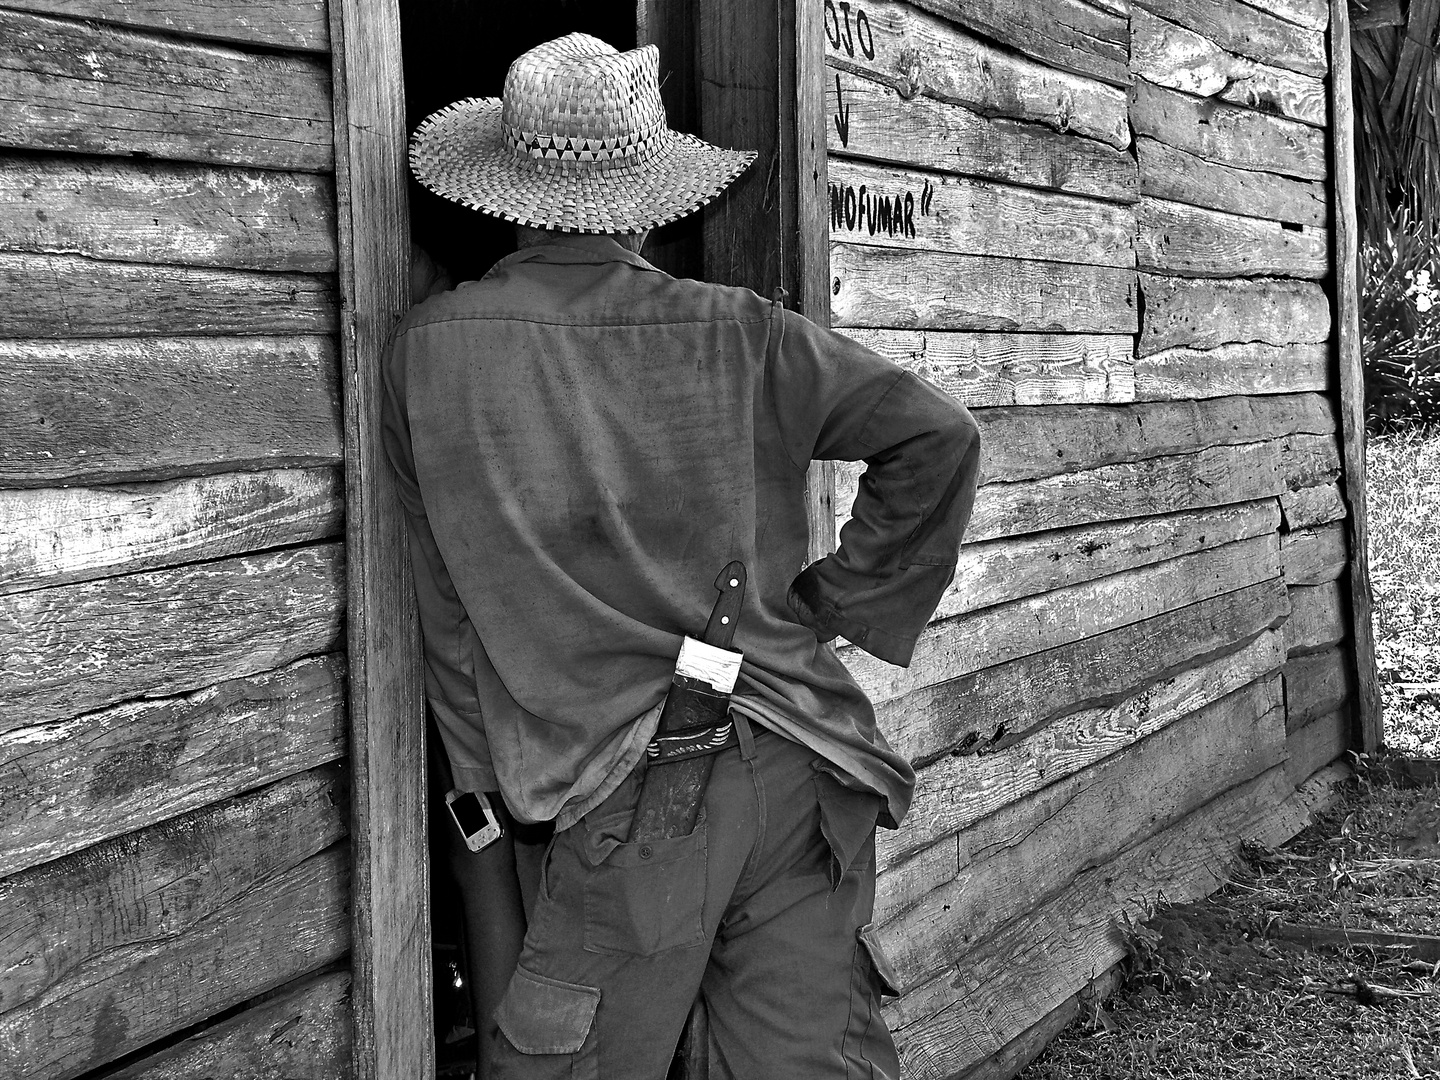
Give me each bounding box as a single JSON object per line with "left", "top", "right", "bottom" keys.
{"left": 1019, "top": 761, "right": 1439, "bottom": 1079}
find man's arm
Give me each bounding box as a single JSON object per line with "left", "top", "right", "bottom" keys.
{"left": 768, "top": 308, "right": 982, "bottom": 668}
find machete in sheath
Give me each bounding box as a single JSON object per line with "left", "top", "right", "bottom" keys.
{"left": 628, "top": 561, "right": 747, "bottom": 842}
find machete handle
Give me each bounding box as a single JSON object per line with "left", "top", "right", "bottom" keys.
{"left": 702, "top": 561, "right": 747, "bottom": 650}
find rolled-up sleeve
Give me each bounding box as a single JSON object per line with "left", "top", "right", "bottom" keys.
{"left": 771, "top": 309, "right": 981, "bottom": 668}
{"left": 382, "top": 328, "right": 499, "bottom": 792}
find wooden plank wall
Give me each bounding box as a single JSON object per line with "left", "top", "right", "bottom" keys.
{"left": 0, "top": 4, "right": 353, "bottom": 1078}
{"left": 818, "top": 0, "right": 1360, "bottom": 1074}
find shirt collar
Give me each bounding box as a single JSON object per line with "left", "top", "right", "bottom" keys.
{"left": 485, "top": 233, "right": 662, "bottom": 278}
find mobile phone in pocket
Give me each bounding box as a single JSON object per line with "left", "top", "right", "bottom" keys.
{"left": 445, "top": 788, "right": 504, "bottom": 853}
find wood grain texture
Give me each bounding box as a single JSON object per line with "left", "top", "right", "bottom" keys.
{"left": 1329, "top": 0, "right": 1382, "bottom": 752}
{"left": 837, "top": 328, "right": 1138, "bottom": 405}
{"left": 0, "top": 467, "right": 343, "bottom": 596}
{"left": 0, "top": 543, "right": 344, "bottom": 733}
{"left": 1137, "top": 196, "right": 1327, "bottom": 278}
{"left": 101, "top": 970, "right": 350, "bottom": 1080}
{"left": 1285, "top": 581, "right": 1347, "bottom": 655}
{"left": 1137, "top": 273, "right": 1331, "bottom": 355}
{"left": 962, "top": 439, "right": 1283, "bottom": 543}
{"left": 327, "top": 0, "right": 432, "bottom": 1076}
{"left": 1280, "top": 522, "right": 1348, "bottom": 585}
{"left": 827, "top": 158, "right": 1136, "bottom": 267}
{"left": 826, "top": 69, "right": 1138, "bottom": 204}
{"left": 1133, "top": 0, "right": 1327, "bottom": 74}
{"left": 1281, "top": 431, "right": 1341, "bottom": 488}
{"left": 0, "top": 336, "right": 342, "bottom": 486}
{"left": 876, "top": 577, "right": 1289, "bottom": 766}
{"left": 1130, "top": 79, "right": 1327, "bottom": 181}
{"left": 877, "top": 632, "right": 1286, "bottom": 878}
{"left": 880, "top": 676, "right": 1287, "bottom": 989}
{"left": 0, "top": 156, "right": 337, "bottom": 272}
{"left": 1137, "top": 136, "right": 1327, "bottom": 226}
{"left": 906, "top": 0, "right": 1130, "bottom": 85}
{"left": 1281, "top": 481, "right": 1347, "bottom": 530}
{"left": 846, "top": 534, "right": 1280, "bottom": 707}
{"left": 1134, "top": 340, "right": 1330, "bottom": 398}
{"left": 0, "top": 765, "right": 345, "bottom": 1014}
{"left": 829, "top": 242, "right": 1137, "bottom": 331}
{"left": 0, "top": 9, "right": 333, "bottom": 171}
{"left": 885, "top": 764, "right": 1295, "bottom": 1077}
{"left": 1286, "top": 708, "right": 1350, "bottom": 784}
{"left": 1238, "top": 0, "right": 1329, "bottom": 29}
{"left": 0, "top": 655, "right": 346, "bottom": 877}
{"left": 0, "top": 253, "right": 339, "bottom": 338}
{"left": 822, "top": 0, "right": 1130, "bottom": 146}
{"left": 1283, "top": 647, "right": 1354, "bottom": 731}
{"left": 3, "top": 0, "right": 330, "bottom": 51}
{"left": 936, "top": 499, "right": 1278, "bottom": 620}
{"left": 0, "top": 846, "right": 348, "bottom": 1080}
{"left": 1131, "top": 8, "right": 1327, "bottom": 125}
{"left": 969, "top": 393, "right": 1334, "bottom": 483}
{"left": 957, "top": 967, "right": 1125, "bottom": 1080}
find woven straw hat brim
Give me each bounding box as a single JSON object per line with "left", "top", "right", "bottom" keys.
{"left": 410, "top": 97, "right": 757, "bottom": 234}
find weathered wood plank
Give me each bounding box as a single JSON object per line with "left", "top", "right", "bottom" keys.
{"left": 936, "top": 500, "right": 1279, "bottom": 620}
{"left": 1281, "top": 481, "right": 1347, "bottom": 529}
{"left": 874, "top": 836, "right": 959, "bottom": 925}
{"left": 905, "top": 0, "right": 1130, "bottom": 85}
{"left": 0, "top": 765, "right": 345, "bottom": 1013}
{"left": 877, "top": 577, "right": 1289, "bottom": 765}
{"left": 0, "top": 655, "right": 346, "bottom": 877}
{"left": 0, "top": 467, "right": 343, "bottom": 596}
{"left": 1286, "top": 709, "right": 1350, "bottom": 784}
{"left": 829, "top": 242, "right": 1138, "bottom": 331}
{"left": 837, "top": 328, "right": 1137, "bottom": 405}
{"left": 822, "top": 0, "right": 1130, "bottom": 146}
{"left": 969, "top": 393, "right": 1334, "bottom": 483}
{"left": 962, "top": 439, "right": 1283, "bottom": 543}
{"left": 1283, "top": 647, "right": 1354, "bottom": 731}
{"left": 845, "top": 533, "right": 1281, "bottom": 707}
{"left": 1137, "top": 196, "right": 1327, "bottom": 278}
{"left": 1132, "top": 0, "right": 1326, "bottom": 75}
{"left": 827, "top": 158, "right": 1135, "bottom": 267}
{"left": 880, "top": 646, "right": 1286, "bottom": 870}
{"left": 1350, "top": 0, "right": 1401, "bottom": 29}
{"left": 1329, "top": 0, "right": 1382, "bottom": 752}
{"left": 1134, "top": 340, "right": 1330, "bottom": 398}
{"left": 3, "top": 0, "right": 330, "bottom": 52}
{"left": 1281, "top": 522, "right": 1348, "bottom": 585}
{"left": 0, "top": 9, "right": 334, "bottom": 171}
{"left": 880, "top": 676, "right": 1287, "bottom": 989}
{"left": 1131, "top": 8, "right": 1327, "bottom": 125}
{"left": 1137, "top": 273, "right": 1331, "bottom": 356}
{"left": 1130, "top": 79, "right": 1327, "bottom": 180}
{"left": 1281, "top": 431, "right": 1341, "bottom": 488}
{"left": 101, "top": 970, "right": 350, "bottom": 1080}
{"left": 885, "top": 763, "right": 1295, "bottom": 1075}
{"left": 0, "top": 846, "right": 349, "bottom": 1080}
{"left": 0, "top": 156, "right": 337, "bottom": 273}
{"left": 0, "top": 543, "right": 344, "bottom": 733}
{"left": 1239, "top": 0, "right": 1329, "bottom": 30}
{"left": 0, "top": 336, "right": 342, "bottom": 486}
{"left": 0, "top": 253, "right": 339, "bottom": 339}
{"left": 826, "top": 68, "right": 1139, "bottom": 203}
{"left": 1137, "top": 136, "right": 1327, "bottom": 226}
{"left": 958, "top": 967, "right": 1125, "bottom": 1080}
{"left": 1285, "top": 581, "right": 1347, "bottom": 655}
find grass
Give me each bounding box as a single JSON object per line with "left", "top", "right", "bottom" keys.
{"left": 1015, "top": 428, "right": 1440, "bottom": 1079}
{"left": 1369, "top": 426, "right": 1440, "bottom": 759}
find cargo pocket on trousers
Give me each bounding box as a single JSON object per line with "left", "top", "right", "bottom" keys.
{"left": 582, "top": 815, "right": 708, "bottom": 956}
{"left": 494, "top": 965, "right": 600, "bottom": 1078}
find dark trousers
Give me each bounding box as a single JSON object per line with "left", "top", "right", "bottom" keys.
{"left": 489, "top": 722, "right": 901, "bottom": 1079}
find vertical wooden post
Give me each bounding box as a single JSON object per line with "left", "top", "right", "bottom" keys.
{"left": 328, "top": 3, "right": 435, "bottom": 1077}
{"left": 1328, "top": 0, "right": 1383, "bottom": 752}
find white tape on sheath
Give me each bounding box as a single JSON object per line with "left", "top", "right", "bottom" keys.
{"left": 675, "top": 637, "right": 744, "bottom": 694}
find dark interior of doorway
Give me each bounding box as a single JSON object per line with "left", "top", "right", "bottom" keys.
{"left": 396, "top": 2, "right": 638, "bottom": 1074}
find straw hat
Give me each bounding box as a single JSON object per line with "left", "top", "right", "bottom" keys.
{"left": 409, "top": 34, "right": 757, "bottom": 234}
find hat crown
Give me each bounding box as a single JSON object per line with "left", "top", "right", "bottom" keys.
{"left": 501, "top": 34, "right": 667, "bottom": 169}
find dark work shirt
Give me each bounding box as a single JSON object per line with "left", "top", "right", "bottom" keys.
{"left": 382, "top": 235, "right": 980, "bottom": 830}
